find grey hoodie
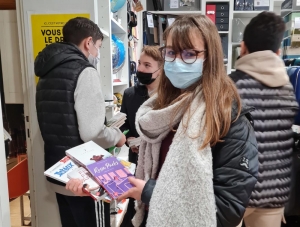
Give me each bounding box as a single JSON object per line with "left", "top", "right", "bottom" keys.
{"left": 235, "top": 50, "right": 289, "bottom": 87}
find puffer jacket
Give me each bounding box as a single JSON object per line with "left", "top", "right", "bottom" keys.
{"left": 231, "top": 50, "right": 299, "bottom": 208}
{"left": 141, "top": 104, "right": 259, "bottom": 227}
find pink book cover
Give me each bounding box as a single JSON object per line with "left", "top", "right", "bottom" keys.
{"left": 86, "top": 156, "right": 133, "bottom": 199}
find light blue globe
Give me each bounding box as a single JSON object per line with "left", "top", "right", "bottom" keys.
{"left": 111, "top": 0, "right": 126, "bottom": 13}
{"left": 111, "top": 38, "right": 119, "bottom": 69}
{"left": 112, "top": 34, "right": 126, "bottom": 73}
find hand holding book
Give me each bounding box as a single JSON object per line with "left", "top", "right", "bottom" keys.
{"left": 65, "top": 178, "right": 89, "bottom": 197}
{"left": 117, "top": 177, "right": 146, "bottom": 202}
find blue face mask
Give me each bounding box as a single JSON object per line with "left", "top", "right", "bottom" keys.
{"left": 164, "top": 58, "right": 204, "bottom": 89}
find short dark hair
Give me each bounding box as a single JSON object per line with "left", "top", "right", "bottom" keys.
{"left": 63, "top": 17, "right": 103, "bottom": 45}
{"left": 243, "top": 11, "right": 285, "bottom": 53}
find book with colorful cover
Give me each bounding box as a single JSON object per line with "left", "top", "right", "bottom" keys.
{"left": 66, "top": 141, "right": 112, "bottom": 167}
{"left": 86, "top": 156, "right": 134, "bottom": 199}
{"left": 44, "top": 156, "right": 79, "bottom": 183}
{"left": 67, "top": 167, "right": 111, "bottom": 202}
{"left": 66, "top": 140, "right": 136, "bottom": 175}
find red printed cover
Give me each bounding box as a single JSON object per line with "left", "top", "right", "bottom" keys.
{"left": 206, "top": 5, "right": 216, "bottom": 23}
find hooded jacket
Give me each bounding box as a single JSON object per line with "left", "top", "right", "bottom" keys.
{"left": 231, "top": 50, "right": 299, "bottom": 208}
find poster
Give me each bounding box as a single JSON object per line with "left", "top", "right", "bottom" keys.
{"left": 31, "top": 13, "right": 90, "bottom": 84}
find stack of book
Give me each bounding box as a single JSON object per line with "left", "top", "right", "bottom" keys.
{"left": 106, "top": 112, "right": 127, "bottom": 128}
{"left": 44, "top": 141, "right": 136, "bottom": 202}
{"left": 127, "top": 137, "right": 141, "bottom": 148}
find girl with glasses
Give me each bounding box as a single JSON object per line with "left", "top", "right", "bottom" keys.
{"left": 118, "top": 15, "right": 259, "bottom": 227}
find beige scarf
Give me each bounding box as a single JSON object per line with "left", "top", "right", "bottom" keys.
{"left": 132, "top": 89, "right": 216, "bottom": 227}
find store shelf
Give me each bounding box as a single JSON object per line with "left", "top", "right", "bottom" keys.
{"left": 232, "top": 42, "right": 241, "bottom": 47}
{"left": 100, "top": 28, "right": 109, "bottom": 38}
{"left": 233, "top": 11, "right": 263, "bottom": 18}
{"left": 148, "top": 11, "right": 202, "bottom": 15}
{"left": 111, "top": 18, "right": 126, "bottom": 34}
{"left": 207, "top": 0, "right": 230, "bottom": 2}
{"left": 113, "top": 81, "right": 128, "bottom": 86}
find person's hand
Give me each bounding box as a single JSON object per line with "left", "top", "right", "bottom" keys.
{"left": 117, "top": 177, "right": 146, "bottom": 202}
{"left": 65, "top": 179, "right": 89, "bottom": 197}
{"left": 131, "top": 145, "right": 139, "bottom": 153}
{"left": 116, "top": 133, "right": 126, "bottom": 147}
{"left": 127, "top": 137, "right": 139, "bottom": 153}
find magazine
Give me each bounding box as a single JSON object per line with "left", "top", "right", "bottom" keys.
{"left": 44, "top": 156, "right": 79, "bottom": 183}
{"left": 86, "top": 156, "right": 134, "bottom": 199}
{"left": 66, "top": 141, "right": 112, "bottom": 167}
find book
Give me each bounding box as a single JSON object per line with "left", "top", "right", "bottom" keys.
{"left": 44, "top": 156, "right": 79, "bottom": 183}
{"left": 127, "top": 137, "right": 141, "bottom": 148}
{"left": 66, "top": 141, "right": 112, "bottom": 167}
{"left": 107, "top": 112, "right": 127, "bottom": 128}
{"left": 66, "top": 140, "right": 136, "bottom": 175}
{"left": 67, "top": 167, "right": 111, "bottom": 202}
{"left": 117, "top": 158, "right": 136, "bottom": 175}
{"left": 86, "top": 156, "right": 134, "bottom": 200}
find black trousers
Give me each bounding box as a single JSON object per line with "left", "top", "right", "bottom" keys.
{"left": 56, "top": 193, "right": 110, "bottom": 227}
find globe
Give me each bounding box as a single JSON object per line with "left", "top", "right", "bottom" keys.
{"left": 111, "top": 0, "right": 126, "bottom": 13}
{"left": 112, "top": 34, "right": 126, "bottom": 73}
{"left": 111, "top": 38, "right": 119, "bottom": 69}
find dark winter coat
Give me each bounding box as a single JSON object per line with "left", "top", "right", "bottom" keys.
{"left": 231, "top": 50, "right": 299, "bottom": 208}
{"left": 141, "top": 104, "right": 259, "bottom": 227}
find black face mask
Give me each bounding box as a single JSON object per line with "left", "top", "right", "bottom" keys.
{"left": 136, "top": 69, "right": 159, "bottom": 85}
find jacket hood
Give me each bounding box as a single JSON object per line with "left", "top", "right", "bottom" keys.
{"left": 34, "top": 42, "right": 89, "bottom": 78}
{"left": 235, "top": 51, "right": 289, "bottom": 87}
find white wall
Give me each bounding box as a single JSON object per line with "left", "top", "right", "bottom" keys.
{"left": 16, "top": 0, "right": 97, "bottom": 226}
{"left": 0, "top": 99, "right": 10, "bottom": 227}
{"left": 0, "top": 11, "right": 24, "bottom": 104}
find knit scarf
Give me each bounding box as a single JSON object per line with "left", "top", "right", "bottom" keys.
{"left": 132, "top": 89, "right": 216, "bottom": 227}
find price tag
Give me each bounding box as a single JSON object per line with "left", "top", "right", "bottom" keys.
{"left": 147, "top": 14, "right": 154, "bottom": 28}
{"left": 295, "top": 17, "right": 300, "bottom": 29}
{"left": 168, "top": 18, "right": 176, "bottom": 26}
{"left": 170, "top": 0, "right": 179, "bottom": 8}
{"left": 134, "top": 1, "right": 144, "bottom": 12}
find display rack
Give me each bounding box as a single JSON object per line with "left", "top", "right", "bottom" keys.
{"left": 142, "top": 0, "right": 282, "bottom": 75}
{"left": 98, "top": 1, "right": 129, "bottom": 120}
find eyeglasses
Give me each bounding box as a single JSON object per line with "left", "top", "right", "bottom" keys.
{"left": 159, "top": 47, "right": 206, "bottom": 64}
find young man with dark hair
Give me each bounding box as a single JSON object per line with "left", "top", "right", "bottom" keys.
{"left": 35, "top": 17, "right": 126, "bottom": 227}
{"left": 231, "top": 12, "right": 299, "bottom": 227}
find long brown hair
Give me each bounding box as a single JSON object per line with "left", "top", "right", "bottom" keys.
{"left": 154, "top": 15, "right": 241, "bottom": 148}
